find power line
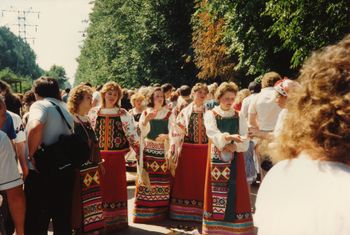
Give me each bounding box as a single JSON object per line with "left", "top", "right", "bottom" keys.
{"left": 0, "top": 6, "right": 40, "bottom": 44}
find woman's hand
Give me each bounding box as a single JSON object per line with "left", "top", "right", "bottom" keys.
{"left": 223, "top": 143, "right": 237, "bottom": 153}
{"left": 225, "top": 134, "right": 243, "bottom": 143}
{"left": 143, "top": 110, "right": 158, "bottom": 125}
{"left": 155, "top": 134, "right": 169, "bottom": 143}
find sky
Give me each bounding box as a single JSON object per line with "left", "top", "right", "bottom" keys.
{"left": 0, "top": 0, "right": 93, "bottom": 84}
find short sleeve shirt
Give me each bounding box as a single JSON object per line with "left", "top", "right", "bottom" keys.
{"left": 27, "top": 98, "right": 74, "bottom": 146}
{"left": 248, "top": 87, "right": 281, "bottom": 131}
{"left": 8, "top": 111, "right": 26, "bottom": 143}
{"left": 0, "top": 130, "right": 23, "bottom": 191}
{"left": 1, "top": 112, "right": 16, "bottom": 140}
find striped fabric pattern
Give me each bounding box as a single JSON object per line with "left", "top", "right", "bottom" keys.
{"left": 80, "top": 164, "right": 104, "bottom": 233}
{"left": 133, "top": 140, "right": 171, "bottom": 223}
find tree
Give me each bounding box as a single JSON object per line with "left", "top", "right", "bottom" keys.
{"left": 264, "top": 0, "right": 350, "bottom": 68}
{"left": 0, "top": 27, "right": 43, "bottom": 79}
{"left": 44, "top": 65, "right": 69, "bottom": 88}
{"left": 192, "top": 0, "right": 236, "bottom": 82}
{"left": 75, "top": 0, "right": 197, "bottom": 88}
{"left": 0, "top": 68, "right": 33, "bottom": 92}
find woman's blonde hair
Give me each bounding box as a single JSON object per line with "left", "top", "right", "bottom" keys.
{"left": 100, "top": 81, "right": 122, "bottom": 108}
{"left": 215, "top": 82, "right": 239, "bottom": 100}
{"left": 67, "top": 84, "right": 93, "bottom": 114}
{"left": 270, "top": 35, "right": 350, "bottom": 164}
{"left": 234, "top": 88, "right": 251, "bottom": 105}
{"left": 192, "top": 83, "right": 209, "bottom": 94}
{"left": 130, "top": 93, "right": 145, "bottom": 107}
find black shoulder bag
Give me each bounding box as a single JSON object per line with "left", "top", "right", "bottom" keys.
{"left": 33, "top": 101, "right": 90, "bottom": 174}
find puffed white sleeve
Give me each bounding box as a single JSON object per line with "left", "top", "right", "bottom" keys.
{"left": 121, "top": 111, "right": 140, "bottom": 152}
{"left": 236, "top": 111, "right": 249, "bottom": 152}
{"left": 139, "top": 110, "right": 150, "bottom": 138}
{"left": 204, "top": 110, "right": 230, "bottom": 151}
{"left": 167, "top": 111, "right": 176, "bottom": 138}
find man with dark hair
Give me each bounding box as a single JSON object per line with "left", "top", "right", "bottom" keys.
{"left": 25, "top": 76, "right": 75, "bottom": 234}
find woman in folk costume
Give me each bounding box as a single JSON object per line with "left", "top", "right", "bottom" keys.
{"left": 169, "top": 83, "right": 209, "bottom": 222}
{"left": 203, "top": 82, "right": 254, "bottom": 235}
{"left": 133, "top": 87, "right": 176, "bottom": 223}
{"left": 67, "top": 85, "right": 105, "bottom": 234}
{"left": 89, "top": 82, "right": 139, "bottom": 231}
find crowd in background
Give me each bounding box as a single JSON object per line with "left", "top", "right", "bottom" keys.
{"left": 0, "top": 35, "right": 350, "bottom": 235}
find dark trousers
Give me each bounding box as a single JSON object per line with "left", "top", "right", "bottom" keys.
{"left": 24, "top": 169, "right": 74, "bottom": 235}
{"left": 0, "top": 192, "right": 14, "bottom": 235}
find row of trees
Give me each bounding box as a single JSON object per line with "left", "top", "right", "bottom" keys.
{"left": 76, "top": 0, "right": 350, "bottom": 88}
{"left": 0, "top": 26, "right": 69, "bottom": 92}
{"left": 76, "top": 0, "right": 197, "bottom": 87}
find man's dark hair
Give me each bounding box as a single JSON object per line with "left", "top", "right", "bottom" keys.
{"left": 161, "top": 83, "right": 173, "bottom": 94}
{"left": 179, "top": 85, "right": 191, "bottom": 97}
{"left": 248, "top": 81, "right": 261, "bottom": 94}
{"left": 33, "top": 76, "right": 61, "bottom": 100}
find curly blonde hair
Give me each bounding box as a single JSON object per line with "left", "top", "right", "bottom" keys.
{"left": 130, "top": 93, "right": 145, "bottom": 107}
{"left": 215, "top": 82, "right": 239, "bottom": 100}
{"left": 192, "top": 83, "right": 209, "bottom": 94}
{"left": 67, "top": 84, "right": 93, "bottom": 114}
{"left": 234, "top": 88, "right": 251, "bottom": 105}
{"left": 100, "top": 81, "right": 122, "bottom": 108}
{"left": 270, "top": 35, "right": 350, "bottom": 164}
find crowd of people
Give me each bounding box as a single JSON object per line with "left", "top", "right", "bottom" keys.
{"left": 0, "top": 35, "right": 350, "bottom": 235}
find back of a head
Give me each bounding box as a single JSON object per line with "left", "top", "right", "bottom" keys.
{"left": 161, "top": 83, "right": 173, "bottom": 94}
{"left": 261, "top": 72, "right": 282, "bottom": 88}
{"left": 248, "top": 81, "right": 261, "bottom": 94}
{"left": 270, "top": 34, "right": 350, "bottom": 164}
{"left": 33, "top": 76, "right": 61, "bottom": 100}
{"left": 179, "top": 85, "right": 191, "bottom": 97}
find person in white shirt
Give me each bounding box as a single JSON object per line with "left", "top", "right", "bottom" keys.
{"left": 248, "top": 72, "right": 282, "bottom": 132}
{"left": 0, "top": 98, "right": 25, "bottom": 235}
{"left": 7, "top": 111, "right": 28, "bottom": 179}
{"left": 255, "top": 34, "right": 350, "bottom": 235}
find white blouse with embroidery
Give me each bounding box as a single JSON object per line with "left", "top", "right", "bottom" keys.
{"left": 204, "top": 106, "right": 248, "bottom": 152}
{"left": 139, "top": 106, "right": 175, "bottom": 138}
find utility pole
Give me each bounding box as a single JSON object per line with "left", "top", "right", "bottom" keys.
{"left": 0, "top": 6, "right": 40, "bottom": 44}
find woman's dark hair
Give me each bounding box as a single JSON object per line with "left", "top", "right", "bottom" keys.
{"left": 161, "top": 83, "right": 173, "bottom": 94}
{"left": 147, "top": 87, "right": 166, "bottom": 108}
{"left": 33, "top": 76, "right": 61, "bottom": 100}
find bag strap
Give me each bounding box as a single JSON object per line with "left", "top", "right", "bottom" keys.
{"left": 76, "top": 115, "right": 91, "bottom": 141}
{"left": 48, "top": 101, "right": 73, "bottom": 133}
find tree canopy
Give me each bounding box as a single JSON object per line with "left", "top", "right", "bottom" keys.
{"left": 75, "top": 0, "right": 197, "bottom": 88}
{"left": 0, "top": 27, "right": 43, "bottom": 79}
{"left": 76, "top": 0, "right": 350, "bottom": 87}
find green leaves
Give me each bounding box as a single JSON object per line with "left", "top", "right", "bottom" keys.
{"left": 76, "top": 0, "right": 197, "bottom": 87}
{"left": 0, "top": 27, "right": 42, "bottom": 80}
